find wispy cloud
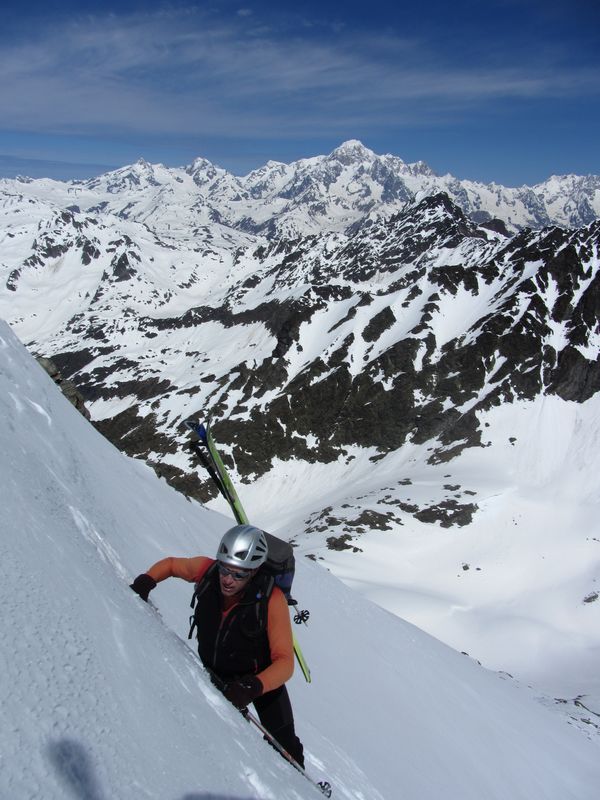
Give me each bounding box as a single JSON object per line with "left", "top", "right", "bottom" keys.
{"left": 1, "top": 8, "right": 597, "bottom": 141}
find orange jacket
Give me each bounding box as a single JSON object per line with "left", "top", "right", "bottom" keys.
{"left": 146, "top": 556, "right": 294, "bottom": 693}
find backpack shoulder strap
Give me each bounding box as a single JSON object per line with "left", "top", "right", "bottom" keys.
{"left": 254, "top": 569, "right": 275, "bottom": 602}
{"left": 238, "top": 569, "right": 275, "bottom": 639}
{"left": 188, "top": 562, "right": 218, "bottom": 640}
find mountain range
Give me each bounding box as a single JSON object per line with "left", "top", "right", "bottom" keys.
{"left": 4, "top": 140, "right": 600, "bottom": 238}
{"left": 1, "top": 141, "right": 599, "bottom": 700}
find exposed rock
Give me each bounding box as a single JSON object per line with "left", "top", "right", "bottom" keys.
{"left": 362, "top": 307, "right": 396, "bottom": 342}
{"left": 414, "top": 500, "right": 478, "bottom": 528}
{"left": 36, "top": 356, "right": 91, "bottom": 419}
{"left": 326, "top": 534, "right": 363, "bottom": 553}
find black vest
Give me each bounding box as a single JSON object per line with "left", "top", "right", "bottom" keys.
{"left": 189, "top": 564, "right": 274, "bottom": 679}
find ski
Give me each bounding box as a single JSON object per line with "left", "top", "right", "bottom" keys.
{"left": 242, "top": 708, "right": 332, "bottom": 797}
{"left": 291, "top": 632, "right": 312, "bottom": 683}
{"left": 198, "top": 420, "right": 251, "bottom": 525}
{"left": 186, "top": 421, "right": 241, "bottom": 519}
{"left": 184, "top": 418, "right": 312, "bottom": 683}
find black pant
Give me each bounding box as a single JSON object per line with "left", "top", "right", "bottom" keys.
{"left": 253, "top": 685, "right": 304, "bottom": 768}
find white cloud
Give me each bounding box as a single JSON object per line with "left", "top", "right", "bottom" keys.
{"left": 0, "top": 8, "right": 597, "bottom": 140}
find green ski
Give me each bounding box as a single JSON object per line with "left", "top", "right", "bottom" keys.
{"left": 204, "top": 422, "right": 251, "bottom": 526}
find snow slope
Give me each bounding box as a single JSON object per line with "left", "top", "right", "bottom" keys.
{"left": 1, "top": 319, "right": 600, "bottom": 800}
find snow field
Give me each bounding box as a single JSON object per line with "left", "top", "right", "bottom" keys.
{"left": 193, "top": 393, "right": 600, "bottom": 702}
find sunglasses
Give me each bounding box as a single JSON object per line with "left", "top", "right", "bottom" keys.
{"left": 218, "top": 564, "right": 253, "bottom": 581}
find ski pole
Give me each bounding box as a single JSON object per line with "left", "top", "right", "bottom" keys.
{"left": 241, "top": 707, "right": 332, "bottom": 798}
{"left": 206, "top": 672, "right": 330, "bottom": 797}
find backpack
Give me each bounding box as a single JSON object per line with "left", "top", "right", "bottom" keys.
{"left": 262, "top": 532, "right": 296, "bottom": 605}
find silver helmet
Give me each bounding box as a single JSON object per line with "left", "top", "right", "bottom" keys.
{"left": 216, "top": 524, "right": 268, "bottom": 569}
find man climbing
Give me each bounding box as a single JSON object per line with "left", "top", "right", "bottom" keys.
{"left": 130, "top": 524, "right": 304, "bottom": 767}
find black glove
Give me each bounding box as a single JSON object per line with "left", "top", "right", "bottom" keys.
{"left": 223, "top": 675, "right": 263, "bottom": 709}
{"left": 130, "top": 573, "right": 157, "bottom": 601}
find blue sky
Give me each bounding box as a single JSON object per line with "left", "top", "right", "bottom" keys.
{"left": 1, "top": 0, "right": 598, "bottom": 185}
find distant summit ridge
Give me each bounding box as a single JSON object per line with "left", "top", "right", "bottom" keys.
{"left": 2, "top": 140, "right": 598, "bottom": 234}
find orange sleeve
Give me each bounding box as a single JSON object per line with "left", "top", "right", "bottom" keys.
{"left": 146, "top": 556, "right": 213, "bottom": 584}
{"left": 257, "top": 588, "right": 294, "bottom": 693}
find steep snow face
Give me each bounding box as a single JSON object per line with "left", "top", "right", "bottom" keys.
{"left": 1, "top": 319, "right": 600, "bottom": 800}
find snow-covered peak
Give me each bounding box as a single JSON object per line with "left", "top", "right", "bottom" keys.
{"left": 245, "top": 159, "right": 288, "bottom": 177}
{"left": 405, "top": 158, "right": 436, "bottom": 177}
{"left": 327, "top": 139, "right": 377, "bottom": 165}
{"left": 186, "top": 155, "right": 225, "bottom": 177}
{"left": 243, "top": 160, "right": 293, "bottom": 198}
{"left": 83, "top": 159, "right": 166, "bottom": 194}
